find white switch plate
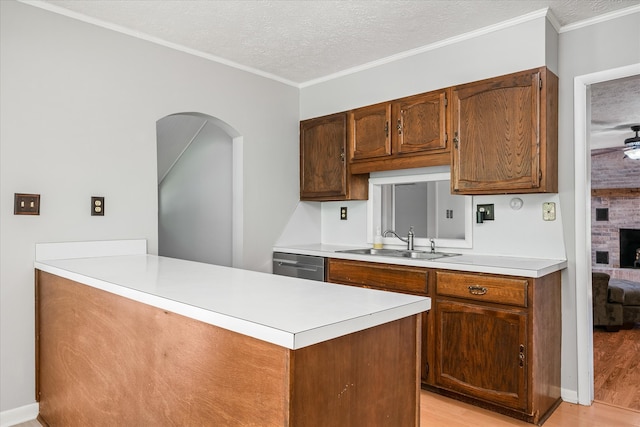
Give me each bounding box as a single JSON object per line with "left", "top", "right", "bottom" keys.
{"left": 543, "top": 202, "right": 556, "bottom": 221}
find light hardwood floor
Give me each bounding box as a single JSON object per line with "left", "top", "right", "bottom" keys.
{"left": 13, "top": 390, "right": 640, "bottom": 426}
{"left": 593, "top": 323, "right": 640, "bottom": 411}
{"left": 421, "top": 391, "right": 640, "bottom": 426}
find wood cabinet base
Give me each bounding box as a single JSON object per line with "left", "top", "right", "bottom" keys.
{"left": 327, "top": 258, "right": 562, "bottom": 425}
{"left": 36, "top": 271, "right": 421, "bottom": 426}
{"left": 432, "top": 270, "right": 562, "bottom": 426}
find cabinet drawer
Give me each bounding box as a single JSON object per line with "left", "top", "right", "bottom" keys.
{"left": 436, "top": 271, "right": 527, "bottom": 307}
{"left": 327, "top": 259, "right": 429, "bottom": 295}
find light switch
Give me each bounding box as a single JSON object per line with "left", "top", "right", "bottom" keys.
{"left": 543, "top": 202, "right": 556, "bottom": 221}
{"left": 14, "top": 193, "right": 40, "bottom": 215}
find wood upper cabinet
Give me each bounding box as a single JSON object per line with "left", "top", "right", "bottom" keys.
{"left": 348, "top": 89, "right": 451, "bottom": 174}
{"left": 350, "top": 102, "right": 392, "bottom": 161}
{"left": 300, "top": 112, "right": 368, "bottom": 201}
{"left": 451, "top": 67, "right": 558, "bottom": 194}
{"left": 396, "top": 91, "right": 448, "bottom": 155}
{"left": 433, "top": 270, "right": 561, "bottom": 424}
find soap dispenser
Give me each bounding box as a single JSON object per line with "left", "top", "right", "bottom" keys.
{"left": 373, "top": 226, "right": 383, "bottom": 249}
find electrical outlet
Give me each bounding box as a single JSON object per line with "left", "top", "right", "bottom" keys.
{"left": 477, "top": 204, "right": 494, "bottom": 220}
{"left": 340, "top": 206, "right": 347, "bottom": 220}
{"left": 14, "top": 193, "right": 40, "bottom": 215}
{"left": 92, "top": 196, "right": 105, "bottom": 216}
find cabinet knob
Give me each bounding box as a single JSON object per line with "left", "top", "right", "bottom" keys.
{"left": 453, "top": 131, "right": 460, "bottom": 148}
{"left": 397, "top": 119, "right": 402, "bottom": 134}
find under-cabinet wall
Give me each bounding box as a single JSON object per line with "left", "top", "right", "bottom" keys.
{"left": 290, "top": 192, "right": 566, "bottom": 260}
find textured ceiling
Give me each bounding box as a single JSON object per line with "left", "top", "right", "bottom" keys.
{"left": 37, "top": 0, "right": 640, "bottom": 84}
{"left": 27, "top": 0, "right": 640, "bottom": 148}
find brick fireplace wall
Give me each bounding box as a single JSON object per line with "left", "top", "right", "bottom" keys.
{"left": 591, "top": 149, "right": 640, "bottom": 280}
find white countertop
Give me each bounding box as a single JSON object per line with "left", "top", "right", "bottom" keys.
{"left": 273, "top": 244, "right": 567, "bottom": 278}
{"left": 34, "top": 241, "right": 430, "bottom": 350}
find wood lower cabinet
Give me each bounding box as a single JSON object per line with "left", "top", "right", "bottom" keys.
{"left": 451, "top": 67, "right": 558, "bottom": 194}
{"left": 300, "top": 112, "right": 368, "bottom": 201}
{"left": 432, "top": 270, "right": 562, "bottom": 425}
{"left": 348, "top": 89, "right": 451, "bottom": 174}
{"left": 327, "top": 258, "right": 429, "bottom": 295}
{"left": 327, "top": 258, "right": 562, "bottom": 425}
{"left": 326, "top": 258, "right": 434, "bottom": 385}
{"left": 435, "top": 300, "right": 528, "bottom": 410}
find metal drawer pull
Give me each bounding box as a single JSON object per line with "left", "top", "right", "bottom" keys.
{"left": 468, "top": 285, "right": 488, "bottom": 295}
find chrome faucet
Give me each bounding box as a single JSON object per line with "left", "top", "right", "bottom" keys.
{"left": 383, "top": 226, "right": 414, "bottom": 250}
{"left": 430, "top": 238, "right": 436, "bottom": 254}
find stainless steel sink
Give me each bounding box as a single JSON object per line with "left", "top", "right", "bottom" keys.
{"left": 336, "top": 248, "right": 459, "bottom": 260}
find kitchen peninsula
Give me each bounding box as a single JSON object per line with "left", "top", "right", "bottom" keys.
{"left": 34, "top": 240, "right": 430, "bottom": 426}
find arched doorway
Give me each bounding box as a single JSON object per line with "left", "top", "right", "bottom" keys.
{"left": 157, "top": 112, "right": 243, "bottom": 267}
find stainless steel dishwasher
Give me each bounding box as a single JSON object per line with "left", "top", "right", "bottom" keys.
{"left": 272, "top": 252, "right": 325, "bottom": 281}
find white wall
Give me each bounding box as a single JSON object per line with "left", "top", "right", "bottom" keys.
{"left": 158, "top": 118, "right": 233, "bottom": 266}
{"left": 317, "top": 189, "right": 566, "bottom": 259}
{"left": 300, "top": 14, "right": 549, "bottom": 119}
{"left": 556, "top": 9, "right": 640, "bottom": 401}
{"left": 0, "top": 0, "right": 299, "bottom": 414}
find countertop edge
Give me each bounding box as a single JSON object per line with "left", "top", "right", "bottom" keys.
{"left": 35, "top": 256, "right": 430, "bottom": 350}
{"left": 35, "top": 261, "right": 296, "bottom": 349}
{"left": 273, "top": 245, "right": 568, "bottom": 278}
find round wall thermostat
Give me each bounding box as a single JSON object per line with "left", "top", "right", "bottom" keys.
{"left": 510, "top": 197, "right": 524, "bottom": 210}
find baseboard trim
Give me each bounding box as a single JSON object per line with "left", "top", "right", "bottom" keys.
{"left": 561, "top": 387, "right": 579, "bottom": 404}
{"left": 0, "top": 403, "right": 39, "bottom": 427}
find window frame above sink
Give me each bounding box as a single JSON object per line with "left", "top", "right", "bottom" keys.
{"left": 367, "top": 168, "right": 473, "bottom": 249}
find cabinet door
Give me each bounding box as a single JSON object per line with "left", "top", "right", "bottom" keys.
{"left": 349, "top": 103, "right": 392, "bottom": 161}
{"left": 421, "top": 310, "right": 432, "bottom": 385}
{"left": 326, "top": 258, "right": 433, "bottom": 388}
{"left": 435, "top": 299, "right": 528, "bottom": 411}
{"left": 300, "top": 113, "right": 367, "bottom": 201}
{"left": 451, "top": 68, "right": 543, "bottom": 194}
{"left": 395, "top": 90, "right": 448, "bottom": 155}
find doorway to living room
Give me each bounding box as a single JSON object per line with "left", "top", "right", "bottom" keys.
{"left": 587, "top": 72, "right": 640, "bottom": 411}
{"left": 590, "top": 145, "right": 640, "bottom": 410}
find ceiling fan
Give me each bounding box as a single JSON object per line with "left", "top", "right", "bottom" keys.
{"left": 591, "top": 125, "right": 640, "bottom": 159}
